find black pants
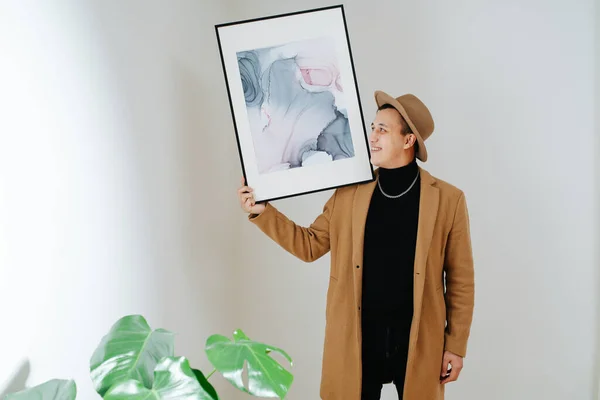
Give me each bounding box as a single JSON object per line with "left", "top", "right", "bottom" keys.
{"left": 361, "top": 315, "right": 410, "bottom": 400}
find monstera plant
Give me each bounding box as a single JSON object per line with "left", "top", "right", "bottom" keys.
{"left": 4, "top": 315, "right": 293, "bottom": 399}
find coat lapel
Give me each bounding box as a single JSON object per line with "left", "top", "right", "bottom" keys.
{"left": 407, "top": 167, "right": 439, "bottom": 363}
{"left": 351, "top": 170, "right": 378, "bottom": 306}
{"left": 414, "top": 167, "right": 439, "bottom": 281}
{"left": 351, "top": 170, "right": 378, "bottom": 267}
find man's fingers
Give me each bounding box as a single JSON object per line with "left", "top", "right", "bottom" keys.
{"left": 238, "top": 187, "right": 254, "bottom": 208}
{"left": 441, "top": 365, "right": 461, "bottom": 384}
{"left": 440, "top": 360, "right": 450, "bottom": 378}
{"left": 238, "top": 186, "right": 253, "bottom": 195}
{"left": 448, "top": 367, "right": 459, "bottom": 382}
{"left": 440, "top": 368, "right": 453, "bottom": 384}
{"left": 243, "top": 195, "right": 256, "bottom": 210}
{"left": 441, "top": 353, "right": 454, "bottom": 376}
{"left": 241, "top": 193, "right": 254, "bottom": 206}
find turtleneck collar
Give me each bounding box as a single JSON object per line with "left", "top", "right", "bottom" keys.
{"left": 377, "top": 157, "right": 419, "bottom": 194}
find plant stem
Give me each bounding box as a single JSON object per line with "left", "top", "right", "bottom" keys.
{"left": 206, "top": 368, "right": 217, "bottom": 380}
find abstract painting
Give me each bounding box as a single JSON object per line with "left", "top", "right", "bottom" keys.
{"left": 216, "top": 5, "right": 374, "bottom": 202}
{"left": 237, "top": 37, "right": 355, "bottom": 175}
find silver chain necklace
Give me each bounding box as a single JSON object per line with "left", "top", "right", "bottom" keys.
{"left": 377, "top": 169, "right": 420, "bottom": 199}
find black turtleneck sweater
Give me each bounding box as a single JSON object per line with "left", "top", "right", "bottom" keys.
{"left": 361, "top": 158, "right": 421, "bottom": 371}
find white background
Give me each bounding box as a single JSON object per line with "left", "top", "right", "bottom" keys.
{"left": 0, "top": 1, "right": 597, "bottom": 400}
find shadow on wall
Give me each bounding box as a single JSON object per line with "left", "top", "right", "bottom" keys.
{"left": 0, "top": 359, "right": 31, "bottom": 398}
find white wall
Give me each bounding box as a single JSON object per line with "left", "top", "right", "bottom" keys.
{"left": 595, "top": 1, "right": 600, "bottom": 397}
{"left": 237, "top": 0, "right": 598, "bottom": 399}
{"left": 0, "top": 1, "right": 596, "bottom": 400}
{"left": 0, "top": 0, "right": 240, "bottom": 398}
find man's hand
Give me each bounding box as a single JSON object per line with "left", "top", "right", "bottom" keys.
{"left": 440, "top": 351, "right": 463, "bottom": 384}
{"left": 238, "top": 177, "right": 266, "bottom": 215}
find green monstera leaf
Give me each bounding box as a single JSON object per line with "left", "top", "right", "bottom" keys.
{"left": 90, "top": 315, "right": 174, "bottom": 396}
{"left": 4, "top": 379, "right": 76, "bottom": 400}
{"left": 103, "top": 357, "right": 217, "bottom": 400}
{"left": 191, "top": 369, "right": 219, "bottom": 400}
{"left": 205, "top": 329, "right": 293, "bottom": 399}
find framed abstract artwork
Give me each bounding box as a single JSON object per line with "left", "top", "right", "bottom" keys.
{"left": 215, "top": 5, "right": 374, "bottom": 203}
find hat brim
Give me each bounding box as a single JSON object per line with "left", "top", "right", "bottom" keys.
{"left": 374, "top": 90, "right": 428, "bottom": 162}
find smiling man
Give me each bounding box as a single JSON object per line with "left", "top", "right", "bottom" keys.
{"left": 238, "top": 90, "right": 475, "bottom": 400}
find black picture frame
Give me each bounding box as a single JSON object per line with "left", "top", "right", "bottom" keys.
{"left": 215, "top": 4, "right": 375, "bottom": 203}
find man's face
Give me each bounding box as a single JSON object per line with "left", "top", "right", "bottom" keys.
{"left": 369, "top": 107, "right": 410, "bottom": 168}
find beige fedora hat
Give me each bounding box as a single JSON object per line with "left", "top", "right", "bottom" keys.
{"left": 374, "top": 90, "right": 434, "bottom": 162}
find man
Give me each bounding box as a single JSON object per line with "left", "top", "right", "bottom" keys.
{"left": 237, "top": 90, "right": 475, "bottom": 400}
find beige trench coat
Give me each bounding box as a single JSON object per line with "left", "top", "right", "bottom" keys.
{"left": 249, "top": 166, "right": 475, "bottom": 400}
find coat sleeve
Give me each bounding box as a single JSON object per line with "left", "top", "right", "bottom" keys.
{"left": 443, "top": 191, "right": 475, "bottom": 357}
{"left": 247, "top": 190, "right": 337, "bottom": 263}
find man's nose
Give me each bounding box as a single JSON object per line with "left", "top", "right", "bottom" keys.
{"left": 369, "top": 130, "right": 378, "bottom": 142}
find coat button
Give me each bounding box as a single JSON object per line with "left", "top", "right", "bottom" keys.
{"left": 358, "top": 306, "right": 361, "bottom": 310}
{"left": 356, "top": 265, "right": 360, "bottom": 269}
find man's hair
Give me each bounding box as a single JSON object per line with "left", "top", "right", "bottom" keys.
{"left": 377, "top": 103, "right": 419, "bottom": 154}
